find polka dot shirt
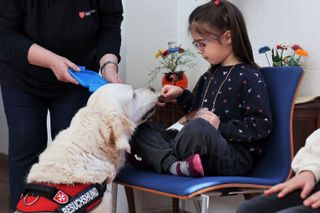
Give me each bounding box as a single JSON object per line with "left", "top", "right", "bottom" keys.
{"left": 177, "top": 63, "right": 273, "bottom": 151}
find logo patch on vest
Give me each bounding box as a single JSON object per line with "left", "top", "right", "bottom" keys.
{"left": 53, "top": 190, "right": 69, "bottom": 204}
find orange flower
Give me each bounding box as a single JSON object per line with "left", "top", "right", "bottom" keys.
{"left": 295, "top": 49, "right": 308, "bottom": 57}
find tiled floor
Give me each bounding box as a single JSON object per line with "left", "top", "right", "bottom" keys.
{"left": 0, "top": 154, "right": 10, "bottom": 213}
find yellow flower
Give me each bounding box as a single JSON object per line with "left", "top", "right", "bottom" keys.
{"left": 154, "top": 50, "right": 162, "bottom": 59}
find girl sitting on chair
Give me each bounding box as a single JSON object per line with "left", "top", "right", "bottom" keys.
{"left": 130, "top": 0, "right": 273, "bottom": 177}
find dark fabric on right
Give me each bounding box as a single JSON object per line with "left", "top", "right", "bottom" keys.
{"left": 237, "top": 182, "right": 320, "bottom": 213}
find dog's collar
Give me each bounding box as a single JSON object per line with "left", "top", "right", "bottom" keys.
{"left": 15, "top": 181, "right": 107, "bottom": 213}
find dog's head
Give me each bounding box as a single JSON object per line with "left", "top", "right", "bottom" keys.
{"left": 86, "top": 84, "right": 159, "bottom": 153}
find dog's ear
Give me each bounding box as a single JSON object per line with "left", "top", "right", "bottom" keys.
{"left": 99, "top": 111, "right": 135, "bottom": 153}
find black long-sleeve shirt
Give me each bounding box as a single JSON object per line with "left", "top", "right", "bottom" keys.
{"left": 177, "top": 63, "right": 273, "bottom": 157}
{"left": 0, "top": 0, "right": 123, "bottom": 97}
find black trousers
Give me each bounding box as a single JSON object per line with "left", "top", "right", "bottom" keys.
{"left": 1, "top": 85, "right": 91, "bottom": 209}
{"left": 237, "top": 183, "right": 320, "bottom": 213}
{"left": 130, "top": 118, "right": 253, "bottom": 175}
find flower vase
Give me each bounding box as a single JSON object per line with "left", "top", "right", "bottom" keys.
{"left": 162, "top": 71, "right": 188, "bottom": 89}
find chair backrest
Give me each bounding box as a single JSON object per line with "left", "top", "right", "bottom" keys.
{"left": 115, "top": 66, "right": 303, "bottom": 198}
{"left": 248, "top": 66, "right": 303, "bottom": 182}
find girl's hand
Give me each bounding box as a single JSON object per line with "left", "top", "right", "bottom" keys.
{"left": 196, "top": 108, "right": 220, "bottom": 129}
{"left": 49, "top": 55, "right": 80, "bottom": 85}
{"left": 264, "top": 171, "right": 316, "bottom": 199}
{"left": 159, "top": 85, "right": 183, "bottom": 104}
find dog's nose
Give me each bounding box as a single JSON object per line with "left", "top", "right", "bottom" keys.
{"left": 148, "top": 86, "right": 156, "bottom": 92}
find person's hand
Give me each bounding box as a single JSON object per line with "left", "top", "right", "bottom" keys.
{"left": 195, "top": 108, "right": 220, "bottom": 129}
{"left": 303, "top": 189, "right": 320, "bottom": 209}
{"left": 101, "top": 64, "right": 121, "bottom": 83}
{"left": 264, "top": 171, "right": 316, "bottom": 200}
{"left": 159, "top": 85, "right": 183, "bottom": 105}
{"left": 49, "top": 55, "right": 80, "bottom": 85}
{"left": 157, "top": 85, "right": 183, "bottom": 107}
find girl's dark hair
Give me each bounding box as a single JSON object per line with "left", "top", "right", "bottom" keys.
{"left": 188, "top": 0, "right": 258, "bottom": 68}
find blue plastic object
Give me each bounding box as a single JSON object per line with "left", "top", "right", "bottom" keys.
{"left": 68, "top": 66, "right": 108, "bottom": 92}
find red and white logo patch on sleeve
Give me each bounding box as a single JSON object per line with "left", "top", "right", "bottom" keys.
{"left": 79, "top": 10, "right": 96, "bottom": 19}
{"left": 79, "top": 12, "right": 85, "bottom": 19}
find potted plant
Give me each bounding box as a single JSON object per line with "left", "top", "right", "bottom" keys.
{"left": 258, "top": 42, "right": 308, "bottom": 67}
{"left": 149, "top": 41, "right": 196, "bottom": 88}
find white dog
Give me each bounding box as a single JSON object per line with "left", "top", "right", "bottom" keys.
{"left": 15, "top": 84, "right": 159, "bottom": 213}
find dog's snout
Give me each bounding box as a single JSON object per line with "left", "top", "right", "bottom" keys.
{"left": 148, "top": 86, "right": 156, "bottom": 92}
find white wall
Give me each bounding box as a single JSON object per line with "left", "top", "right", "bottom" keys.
{"left": 124, "top": 0, "right": 179, "bottom": 90}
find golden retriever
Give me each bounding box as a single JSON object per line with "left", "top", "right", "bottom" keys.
{"left": 15, "top": 84, "right": 158, "bottom": 213}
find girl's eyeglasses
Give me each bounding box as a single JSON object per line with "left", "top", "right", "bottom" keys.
{"left": 192, "top": 36, "right": 218, "bottom": 51}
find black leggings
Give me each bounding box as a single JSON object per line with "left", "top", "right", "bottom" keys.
{"left": 237, "top": 183, "right": 320, "bottom": 213}
{"left": 130, "top": 118, "right": 253, "bottom": 176}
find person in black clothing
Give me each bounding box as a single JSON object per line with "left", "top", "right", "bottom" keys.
{"left": 0, "top": 0, "right": 123, "bottom": 209}
{"left": 130, "top": 0, "right": 273, "bottom": 178}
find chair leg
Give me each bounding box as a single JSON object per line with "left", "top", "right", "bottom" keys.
{"left": 172, "top": 198, "right": 179, "bottom": 213}
{"left": 111, "top": 183, "right": 118, "bottom": 213}
{"left": 194, "top": 199, "right": 201, "bottom": 213}
{"left": 193, "top": 194, "right": 210, "bottom": 213}
{"left": 200, "top": 194, "right": 209, "bottom": 213}
{"left": 124, "top": 186, "right": 136, "bottom": 213}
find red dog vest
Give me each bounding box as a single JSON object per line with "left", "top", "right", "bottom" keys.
{"left": 16, "top": 181, "right": 107, "bottom": 213}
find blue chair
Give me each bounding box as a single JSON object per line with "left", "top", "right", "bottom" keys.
{"left": 113, "top": 66, "right": 303, "bottom": 213}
